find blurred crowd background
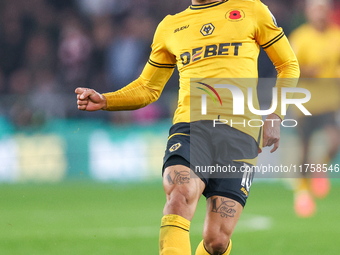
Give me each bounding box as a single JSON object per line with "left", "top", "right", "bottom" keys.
{"left": 0, "top": 0, "right": 340, "bottom": 128}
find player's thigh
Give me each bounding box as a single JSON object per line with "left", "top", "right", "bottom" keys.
{"left": 203, "top": 195, "right": 243, "bottom": 241}
{"left": 163, "top": 164, "right": 205, "bottom": 203}
{"left": 163, "top": 164, "right": 205, "bottom": 219}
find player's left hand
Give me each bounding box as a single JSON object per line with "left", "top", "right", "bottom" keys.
{"left": 262, "top": 113, "right": 281, "bottom": 153}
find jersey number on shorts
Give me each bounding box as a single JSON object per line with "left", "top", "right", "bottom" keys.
{"left": 241, "top": 163, "right": 253, "bottom": 192}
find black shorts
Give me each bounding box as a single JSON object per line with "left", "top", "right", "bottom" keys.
{"left": 297, "top": 112, "right": 337, "bottom": 142}
{"left": 163, "top": 121, "right": 259, "bottom": 207}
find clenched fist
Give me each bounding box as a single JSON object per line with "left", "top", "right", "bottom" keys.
{"left": 75, "top": 87, "right": 107, "bottom": 111}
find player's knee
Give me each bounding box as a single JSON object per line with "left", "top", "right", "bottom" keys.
{"left": 204, "top": 231, "right": 231, "bottom": 255}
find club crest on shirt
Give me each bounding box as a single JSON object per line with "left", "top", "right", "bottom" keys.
{"left": 226, "top": 9, "right": 245, "bottom": 22}
{"left": 169, "top": 143, "right": 182, "bottom": 152}
{"left": 200, "top": 23, "right": 215, "bottom": 36}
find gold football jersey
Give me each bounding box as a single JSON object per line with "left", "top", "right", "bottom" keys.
{"left": 103, "top": 0, "right": 299, "bottom": 143}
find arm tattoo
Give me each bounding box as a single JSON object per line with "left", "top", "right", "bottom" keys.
{"left": 211, "top": 198, "right": 236, "bottom": 218}
{"left": 166, "top": 170, "right": 190, "bottom": 185}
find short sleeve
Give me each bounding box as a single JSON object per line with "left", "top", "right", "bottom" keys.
{"left": 148, "top": 17, "right": 176, "bottom": 68}
{"left": 255, "top": 1, "right": 284, "bottom": 49}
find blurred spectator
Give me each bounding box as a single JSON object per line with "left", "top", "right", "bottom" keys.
{"left": 76, "top": 0, "right": 131, "bottom": 17}
{"left": 58, "top": 13, "right": 92, "bottom": 91}
{"left": 8, "top": 68, "right": 33, "bottom": 127}
{"left": 8, "top": 68, "right": 31, "bottom": 95}
{"left": 0, "top": 70, "right": 5, "bottom": 95}
{"left": 30, "top": 69, "right": 66, "bottom": 122}
{"left": 106, "top": 14, "right": 155, "bottom": 90}
{"left": 90, "top": 15, "right": 115, "bottom": 92}
{"left": 331, "top": 0, "right": 340, "bottom": 26}
{"left": 0, "top": 1, "right": 26, "bottom": 76}
{"left": 25, "top": 31, "right": 55, "bottom": 73}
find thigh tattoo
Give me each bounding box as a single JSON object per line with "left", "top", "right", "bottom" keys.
{"left": 211, "top": 198, "right": 236, "bottom": 218}
{"left": 166, "top": 170, "right": 190, "bottom": 185}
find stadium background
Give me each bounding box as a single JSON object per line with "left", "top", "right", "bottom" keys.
{"left": 1, "top": 0, "right": 340, "bottom": 254}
